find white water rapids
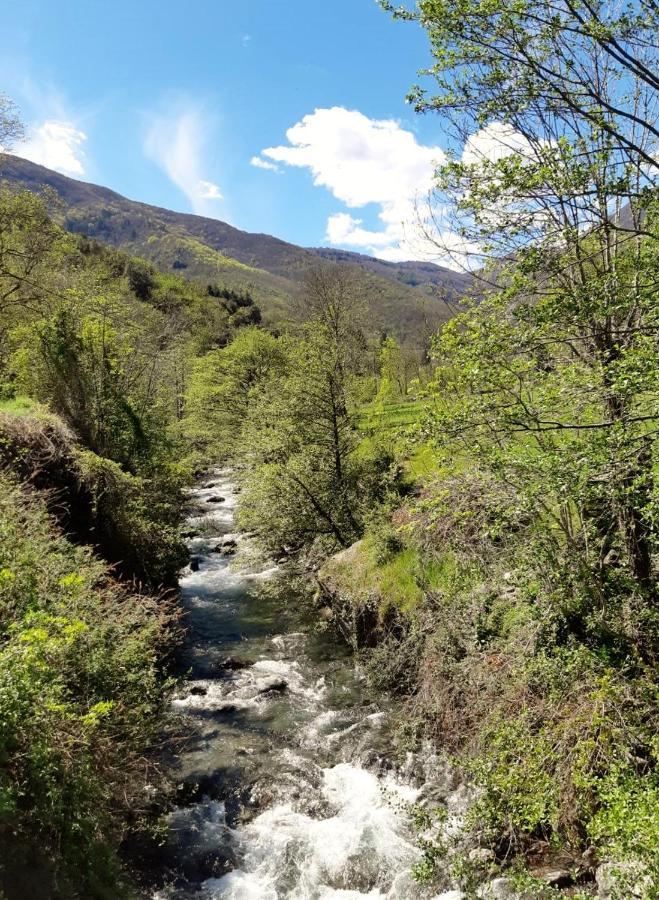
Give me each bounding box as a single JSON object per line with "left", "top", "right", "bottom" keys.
{"left": 147, "top": 471, "right": 469, "bottom": 900}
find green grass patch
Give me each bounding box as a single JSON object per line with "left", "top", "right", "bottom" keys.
{"left": 357, "top": 397, "right": 431, "bottom": 432}
{"left": 0, "top": 395, "right": 43, "bottom": 416}
{"left": 376, "top": 546, "right": 424, "bottom": 612}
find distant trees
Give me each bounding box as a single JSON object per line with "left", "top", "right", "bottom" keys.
{"left": 189, "top": 266, "right": 395, "bottom": 552}
{"left": 126, "top": 258, "right": 156, "bottom": 302}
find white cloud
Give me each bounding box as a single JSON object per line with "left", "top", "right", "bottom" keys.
{"left": 242, "top": 34, "right": 252, "bottom": 47}
{"left": 259, "top": 106, "right": 456, "bottom": 264}
{"left": 462, "top": 121, "right": 535, "bottom": 165}
{"left": 143, "top": 106, "right": 224, "bottom": 216}
{"left": 251, "top": 155, "right": 281, "bottom": 173}
{"left": 17, "top": 120, "right": 86, "bottom": 176}
{"left": 199, "top": 179, "right": 223, "bottom": 199}
{"left": 259, "top": 109, "right": 544, "bottom": 268}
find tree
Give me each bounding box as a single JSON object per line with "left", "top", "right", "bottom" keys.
{"left": 237, "top": 268, "right": 392, "bottom": 552}
{"left": 383, "top": 0, "right": 659, "bottom": 173}
{"left": 184, "top": 326, "right": 288, "bottom": 459}
{"left": 383, "top": 0, "right": 659, "bottom": 622}
{"left": 0, "top": 93, "right": 23, "bottom": 153}
{"left": 0, "top": 191, "right": 63, "bottom": 370}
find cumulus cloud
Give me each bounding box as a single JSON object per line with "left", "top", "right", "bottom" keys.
{"left": 17, "top": 120, "right": 86, "bottom": 176}
{"left": 462, "top": 121, "right": 535, "bottom": 165}
{"left": 143, "top": 106, "right": 224, "bottom": 216}
{"left": 258, "top": 106, "right": 457, "bottom": 264}
{"left": 259, "top": 109, "right": 541, "bottom": 267}
{"left": 251, "top": 155, "right": 281, "bottom": 173}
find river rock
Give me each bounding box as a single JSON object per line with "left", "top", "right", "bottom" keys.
{"left": 220, "top": 656, "right": 253, "bottom": 671}
{"left": 537, "top": 868, "right": 574, "bottom": 888}
{"left": 190, "top": 556, "right": 201, "bottom": 571}
{"left": 477, "top": 877, "right": 520, "bottom": 899}
{"left": 207, "top": 495, "right": 226, "bottom": 503}
{"left": 188, "top": 685, "right": 208, "bottom": 697}
{"left": 216, "top": 538, "right": 238, "bottom": 554}
{"left": 256, "top": 679, "right": 288, "bottom": 698}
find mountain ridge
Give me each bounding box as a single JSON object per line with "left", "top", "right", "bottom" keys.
{"left": 0, "top": 154, "right": 472, "bottom": 342}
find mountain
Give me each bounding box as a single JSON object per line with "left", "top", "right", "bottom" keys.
{"left": 0, "top": 154, "right": 472, "bottom": 343}
{"left": 311, "top": 247, "right": 472, "bottom": 294}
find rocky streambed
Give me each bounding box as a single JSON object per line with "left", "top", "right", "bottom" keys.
{"left": 137, "top": 471, "right": 604, "bottom": 900}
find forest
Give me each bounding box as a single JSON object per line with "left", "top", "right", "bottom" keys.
{"left": 0, "top": 0, "right": 658, "bottom": 897}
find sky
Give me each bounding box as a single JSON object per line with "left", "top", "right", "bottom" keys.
{"left": 0, "top": 0, "right": 495, "bottom": 265}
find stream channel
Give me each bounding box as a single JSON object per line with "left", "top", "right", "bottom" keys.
{"left": 147, "top": 471, "right": 468, "bottom": 900}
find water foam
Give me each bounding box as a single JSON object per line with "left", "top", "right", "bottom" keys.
{"left": 201, "top": 763, "right": 422, "bottom": 899}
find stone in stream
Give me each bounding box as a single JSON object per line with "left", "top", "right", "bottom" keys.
{"left": 207, "top": 495, "right": 226, "bottom": 504}
{"left": 189, "top": 556, "right": 201, "bottom": 572}
{"left": 220, "top": 656, "right": 253, "bottom": 672}
{"left": 188, "top": 685, "right": 208, "bottom": 697}
{"left": 214, "top": 538, "right": 238, "bottom": 555}
{"left": 256, "top": 679, "right": 288, "bottom": 698}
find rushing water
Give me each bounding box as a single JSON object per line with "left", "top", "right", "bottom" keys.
{"left": 148, "top": 471, "right": 467, "bottom": 900}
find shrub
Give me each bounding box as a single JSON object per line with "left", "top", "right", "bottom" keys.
{"left": 0, "top": 473, "right": 178, "bottom": 893}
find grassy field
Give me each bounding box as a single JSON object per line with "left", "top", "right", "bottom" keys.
{"left": 357, "top": 398, "right": 431, "bottom": 433}
{"left": 356, "top": 396, "right": 443, "bottom": 481}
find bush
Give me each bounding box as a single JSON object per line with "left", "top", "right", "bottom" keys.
{"left": 0, "top": 473, "right": 178, "bottom": 894}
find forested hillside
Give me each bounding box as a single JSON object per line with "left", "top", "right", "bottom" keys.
{"left": 0, "top": 154, "right": 468, "bottom": 345}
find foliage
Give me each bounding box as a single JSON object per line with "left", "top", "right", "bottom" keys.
{"left": 0, "top": 181, "right": 265, "bottom": 888}
{"left": 352, "top": 6, "right": 659, "bottom": 888}
{"left": 238, "top": 276, "right": 400, "bottom": 552}
{"left": 184, "top": 326, "right": 287, "bottom": 463}
{"left": 0, "top": 473, "right": 177, "bottom": 894}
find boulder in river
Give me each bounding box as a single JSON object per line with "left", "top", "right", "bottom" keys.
{"left": 207, "top": 495, "right": 226, "bottom": 504}
{"left": 220, "top": 656, "right": 253, "bottom": 671}
{"left": 188, "top": 685, "right": 208, "bottom": 697}
{"left": 190, "top": 556, "right": 201, "bottom": 571}
{"left": 257, "top": 679, "right": 288, "bottom": 698}
{"left": 215, "top": 538, "right": 238, "bottom": 555}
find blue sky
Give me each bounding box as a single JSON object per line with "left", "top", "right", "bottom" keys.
{"left": 1, "top": 0, "right": 474, "bottom": 262}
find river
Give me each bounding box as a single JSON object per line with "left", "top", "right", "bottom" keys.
{"left": 146, "top": 471, "right": 468, "bottom": 900}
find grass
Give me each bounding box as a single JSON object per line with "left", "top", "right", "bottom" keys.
{"left": 0, "top": 395, "right": 42, "bottom": 416}
{"left": 357, "top": 397, "right": 431, "bottom": 432}
{"left": 322, "top": 539, "right": 429, "bottom": 615}
{"left": 356, "top": 395, "right": 443, "bottom": 483}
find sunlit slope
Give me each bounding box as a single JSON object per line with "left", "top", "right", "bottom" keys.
{"left": 1, "top": 154, "right": 470, "bottom": 342}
